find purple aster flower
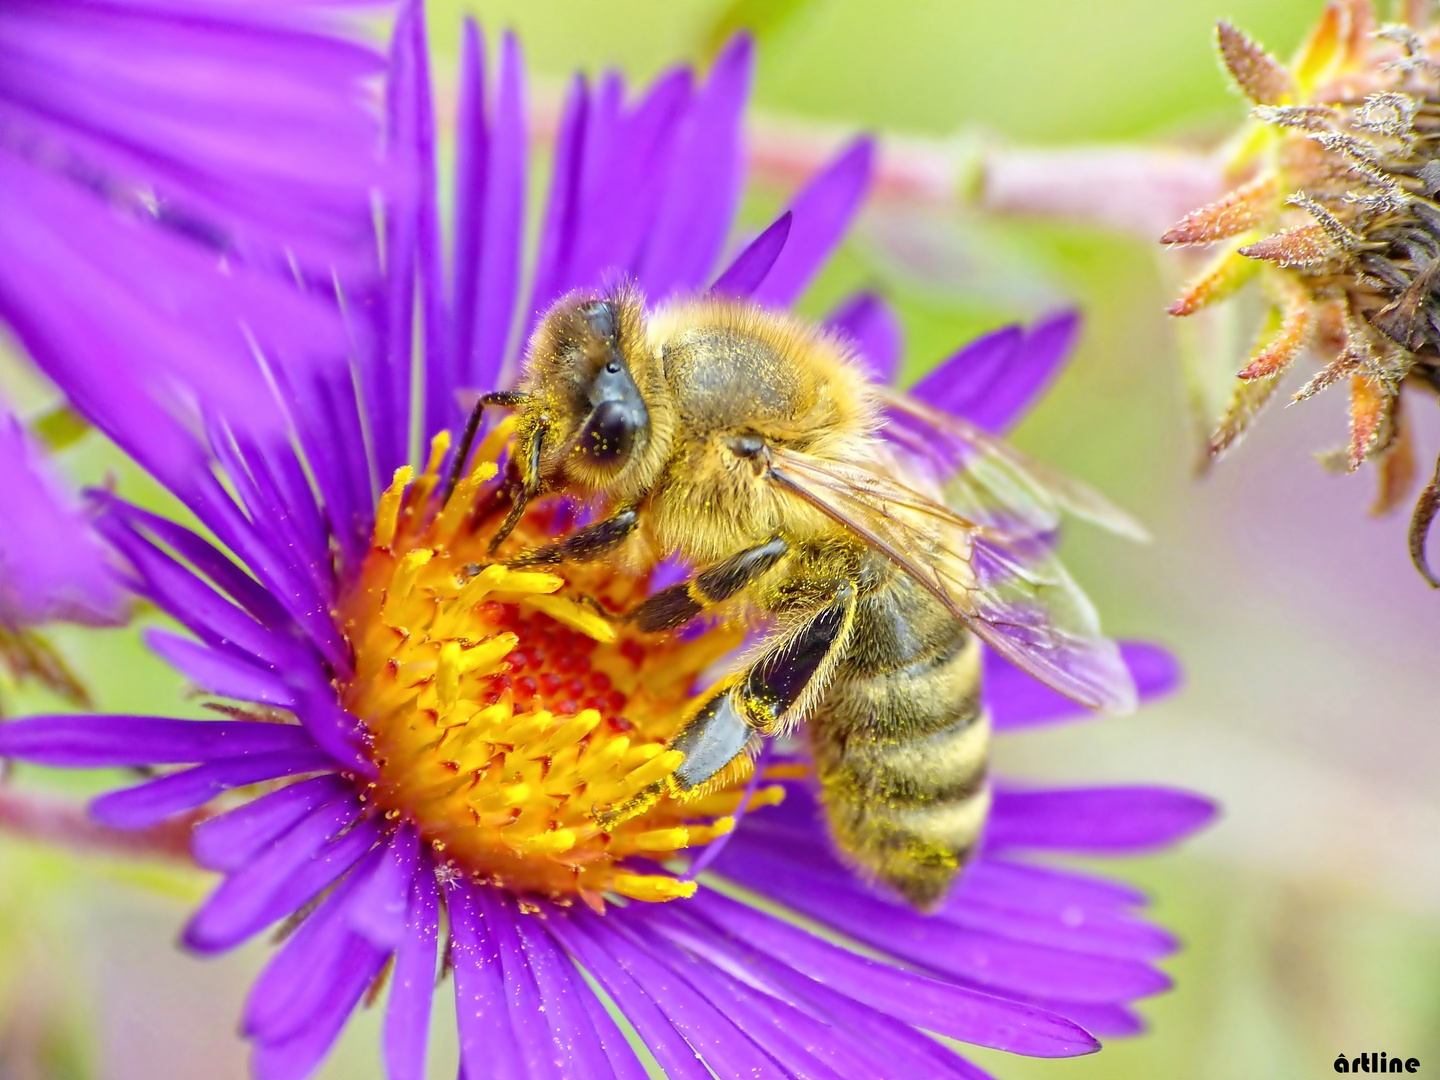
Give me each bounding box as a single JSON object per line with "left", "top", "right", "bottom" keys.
{"left": 0, "top": 7, "right": 1213, "bottom": 1080}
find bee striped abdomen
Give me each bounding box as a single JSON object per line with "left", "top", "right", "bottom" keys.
{"left": 808, "top": 567, "right": 990, "bottom": 910}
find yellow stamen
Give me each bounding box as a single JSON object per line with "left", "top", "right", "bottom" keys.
{"left": 374, "top": 467, "right": 414, "bottom": 549}
{"left": 337, "top": 430, "right": 768, "bottom": 904}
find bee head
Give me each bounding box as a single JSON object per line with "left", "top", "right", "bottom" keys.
{"left": 519, "top": 284, "right": 660, "bottom": 496}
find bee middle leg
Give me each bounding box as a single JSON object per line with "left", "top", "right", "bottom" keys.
{"left": 626, "top": 535, "right": 790, "bottom": 632}
{"left": 669, "top": 579, "right": 857, "bottom": 794}
{"left": 506, "top": 508, "right": 640, "bottom": 569}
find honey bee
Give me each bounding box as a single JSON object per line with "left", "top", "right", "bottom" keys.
{"left": 453, "top": 283, "right": 1140, "bottom": 909}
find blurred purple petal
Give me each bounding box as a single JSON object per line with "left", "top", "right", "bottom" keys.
{"left": 465, "top": 31, "right": 526, "bottom": 397}
{"left": 987, "top": 786, "right": 1219, "bottom": 854}
{"left": 348, "top": 826, "right": 419, "bottom": 950}
{"left": 911, "top": 312, "right": 1080, "bottom": 433}
{"left": 751, "top": 137, "right": 874, "bottom": 306}
{"left": 0, "top": 715, "right": 315, "bottom": 767}
{"left": 708, "top": 211, "right": 790, "bottom": 298}
{"left": 191, "top": 775, "right": 350, "bottom": 873}
{"left": 0, "top": 409, "right": 123, "bottom": 627}
{"left": 639, "top": 35, "right": 753, "bottom": 297}
{"left": 825, "top": 291, "right": 902, "bottom": 384}
{"left": 989, "top": 640, "right": 1182, "bottom": 732}
{"left": 0, "top": 0, "right": 385, "bottom": 272}
{"left": 90, "top": 748, "right": 332, "bottom": 830}
{"left": 143, "top": 631, "right": 297, "bottom": 709}
{"left": 180, "top": 794, "right": 368, "bottom": 956}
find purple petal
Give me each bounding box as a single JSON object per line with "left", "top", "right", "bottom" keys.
{"left": 986, "top": 786, "right": 1219, "bottom": 854}
{"left": 95, "top": 514, "right": 311, "bottom": 673}
{"left": 448, "top": 879, "right": 524, "bottom": 1080}
{"left": 250, "top": 940, "right": 387, "bottom": 1080}
{"left": 143, "top": 630, "right": 297, "bottom": 709}
{"left": 989, "top": 641, "right": 1181, "bottom": 732}
{"left": 960, "top": 857, "right": 1148, "bottom": 913}
{"left": 825, "top": 291, "right": 901, "bottom": 384}
{"left": 910, "top": 312, "right": 1080, "bottom": 434}
{"left": 573, "top": 972, "right": 650, "bottom": 1080}
{"left": 0, "top": 409, "right": 123, "bottom": 627}
{"left": 291, "top": 687, "right": 376, "bottom": 779}
{"left": 191, "top": 775, "right": 349, "bottom": 872}
{"left": 687, "top": 889, "right": 1099, "bottom": 1057}
{"left": 466, "top": 31, "right": 526, "bottom": 394}
{"left": 750, "top": 137, "right": 874, "bottom": 306}
{"left": 0, "top": 715, "right": 316, "bottom": 768}
{"left": 509, "top": 901, "right": 638, "bottom": 1080}
{"left": 449, "top": 19, "right": 488, "bottom": 397}
{"left": 474, "top": 890, "right": 567, "bottom": 1080}
{"left": 244, "top": 842, "right": 389, "bottom": 1041}
{"left": 564, "top": 912, "right": 777, "bottom": 1079}
{"left": 89, "top": 748, "right": 332, "bottom": 830}
{"left": 347, "top": 826, "right": 419, "bottom": 950}
{"left": 524, "top": 74, "right": 587, "bottom": 339}
{"left": 940, "top": 878, "right": 1177, "bottom": 962}
{"left": 1045, "top": 1001, "right": 1145, "bottom": 1037}
{"left": 0, "top": 0, "right": 386, "bottom": 272}
{"left": 545, "top": 916, "right": 713, "bottom": 1080}
{"left": 649, "top": 905, "right": 993, "bottom": 1080}
{"left": 638, "top": 34, "right": 753, "bottom": 297}
{"left": 183, "top": 794, "right": 368, "bottom": 952}
{"left": 910, "top": 325, "right": 1022, "bottom": 418}
{"left": 400, "top": 0, "right": 450, "bottom": 447}
{"left": 708, "top": 212, "right": 790, "bottom": 298}
{"left": 385, "top": 859, "right": 439, "bottom": 1080}
{"left": 565, "top": 69, "right": 693, "bottom": 295}
{"left": 624, "top": 915, "right": 858, "bottom": 1080}
{"left": 716, "top": 835, "right": 1167, "bottom": 1002}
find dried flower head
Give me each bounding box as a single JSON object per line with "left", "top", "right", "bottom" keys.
{"left": 1161, "top": 0, "right": 1440, "bottom": 580}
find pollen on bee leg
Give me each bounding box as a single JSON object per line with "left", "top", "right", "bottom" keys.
{"left": 337, "top": 424, "right": 763, "bottom": 905}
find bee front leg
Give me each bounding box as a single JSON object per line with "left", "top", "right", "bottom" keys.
{"left": 669, "top": 580, "right": 857, "bottom": 794}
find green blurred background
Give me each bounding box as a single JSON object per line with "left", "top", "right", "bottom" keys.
{"left": 5, "top": 1, "right": 1439, "bottom": 1077}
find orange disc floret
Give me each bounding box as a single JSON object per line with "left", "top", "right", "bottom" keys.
{"left": 335, "top": 421, "right": 779, "bottom": 908}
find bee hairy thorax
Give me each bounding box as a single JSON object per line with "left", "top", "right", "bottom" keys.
{"left": 806, "top": 553, "right": 990, "bottom": 911}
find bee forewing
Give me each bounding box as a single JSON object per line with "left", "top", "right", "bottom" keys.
{"left": 769, "top": 445, "right": 1138, "bottom": 715}
{"left": 872, "top": 385, "right": 1150, "bottom": 543}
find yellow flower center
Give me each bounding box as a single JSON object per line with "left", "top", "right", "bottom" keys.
{"left": 336, "top": 420, "right": 781, "bottom": 908}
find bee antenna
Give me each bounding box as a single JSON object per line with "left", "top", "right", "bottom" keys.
{"left": 443, "top": 390, "right": 528, "bottom": 505}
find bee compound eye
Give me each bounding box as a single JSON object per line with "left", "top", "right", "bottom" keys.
{"left": 580, "top": 399, "right": 640, "bottom": 465}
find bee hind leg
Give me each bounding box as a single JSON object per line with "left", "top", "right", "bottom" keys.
{"left": 669, "top": 580, "right": 858, "bottom": 793}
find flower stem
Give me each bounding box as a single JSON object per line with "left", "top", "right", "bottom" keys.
{"left": 0, "top": 787, "right": 193, "bottom": 862}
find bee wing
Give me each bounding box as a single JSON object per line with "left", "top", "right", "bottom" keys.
{"left": 768, "top": 446, "right": 1138, "bottom": 714}
{"left": 872, "top": 384, "right": 1150, "bottom": 543}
